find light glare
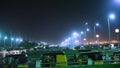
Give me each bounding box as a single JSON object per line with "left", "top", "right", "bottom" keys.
{"left": 11, "top": 38, "right": 14, "bottom": 41}
{"left": 115, "top": 29, "right": 119, "bottom": 33}
{"left": 96, "top": 23, "right": 99, "bottom": 26}
{"left": 4, "top": 36, "right": 8, "bottom": 40}
{"left": 81, "top": 31, "right": 84, "bottom": 34}
{"left": 16, "top": 38, "right": 19, "bottom": 42}
{"left": 73, "top": 32, "right": 79, "bottom": 37}
{"left": 96, "top": 34, "right": 99, "bottom": 38}
{"left": 109, "top": 14, "right": 115, "bottom": 19}
{"left": 86, "top": 28, "right": 90, "bottom": 31}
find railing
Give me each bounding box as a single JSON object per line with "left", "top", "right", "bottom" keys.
{"left": 28, "top": 58, "right": 120, "bottom": 68}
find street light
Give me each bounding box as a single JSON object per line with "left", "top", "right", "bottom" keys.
{"left": 115, "top": 29, "right": 119, "bottom": 49}
{"left": 74, "top": 40, "right": 79, "bottom": 45}
{"left": 11, "top": 37, "right": 14, "bottom": 48}
{"left": 86, "top": 28, "right": 90, "bottom": 32}
{"left": 96, "top": 34, "right": 99, "bottom": 45}
{"left": 85, "top": 22, "right": 88, "bottom": 25}
{"left": 83, "top": 38, "right": 86, "bottom": 41}
{"left": 0, "top": 34, "right": 1, "bottom": 39}
{"left": 81, "top": 31, "right": 84, "bottom": 35}
{"left": 73, "top": 32, "right": 79, "bottom": 38}
{"left": 108, "top": 13, "right": 115, "bottom": 44}
{"left": 19, "top": 38, "right": 23, "bottom": 42}
{"left": 115, "top": 0, "right": 120, "bottom": 2}
{"left": 94, "top": 23, "right": 99, "bottom": 43}
{"left": 83, "top": 38, "right": 86, "bottom": 45}
{"left": 16, "top": 38, "right": 19, "bottom": 42}
{"left": 114, "top": 0, "right": 120, "bottom": 4}
{"left": 72, "top": 32, "right": 79, "bottom": 49}
{"left": 4, "top": 36, "right": 8, "bottom": 48}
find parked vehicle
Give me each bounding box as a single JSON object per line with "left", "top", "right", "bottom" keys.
{"left": 41, "top": 51, "right": 67, "bottom": 67}
{"left": 4, "top": 53, "right": 28, "bottom": 68}
{"left": 78, "top": 51, "right": 103, "bottom": 65}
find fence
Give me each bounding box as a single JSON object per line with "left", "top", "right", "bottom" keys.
{"left": 28, "top": 58, "right": 120, "bottom": 68}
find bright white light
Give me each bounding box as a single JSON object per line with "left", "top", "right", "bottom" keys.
{"left": 0, "top": 34, "right": 1, "bottom": 38}
{"left": 86, "top": 28, "right": 90, "bottom": 32}
{"left": 113, "top": 0, "right": 120, "bottom": 6}
{"left": 115, "top": 29, "right": 119, "bottom": 33}
{"left": 75, "top": 40, "right": 79, "bottom": 43}
{"left": 74, "top": 40, "right": 79, "bottom": 45}
{"left": 65, "top": 38, "right": 71, "bottom": 42}
{"left": 81, "top": 31, "right": 84, "bottom": 34}
{"left": 115, "top": 0, "right": 120, "bottom": 3}
{"left": 11, "top": 38, "right": 14, "bottom": 41}
{"left": 83, "top": 38, "right": 86, "bottom": 41}
{"left": 85, "top": 22, "right": 88, "bottom": 25}
{"left": 96, "top": 34, "right": 99, "bottom": 38}
{"left": 19, "top": 38, "right": 23, "bottom": 42}
{"left": 111, "top": 44, "right": 115, "bottom": 49}
{"left": 73, "top": 32, "right": 79, "bottom": 38}
{"left": 65, "top": 39, "right": 69, "bottom": 42}
{"left": 68, "top": 37, "right": 71, "bottom": 40}
{"left": 96, "top": 23, "right": 99, "bottom": 26}
{"left": 4, "top": 36, "right": 8, "bottom": 40}
{"left": 16, "top": 38, "right": 19, "bottom": 42}
{"left": 109, "top": 14, "right": 115, "bottom": 19}
{"left": 40, "top": 42, "right": 47, "bottom": 45}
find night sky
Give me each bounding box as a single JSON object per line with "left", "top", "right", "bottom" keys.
{"left": 0, "top": 0, "right": 120, "bottom": 44}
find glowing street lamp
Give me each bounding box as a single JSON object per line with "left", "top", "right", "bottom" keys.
{"left": 73, "top": 32, "right": 79, "bottom": 38}
{"left": 85, "top": 22, "right": 88, "bottom": 25}
{"left": 11, "top": 38, "right": 14, "bottom": 41}
{"left": 94, "top": 23, "right": 99, "bottom": 43}
{"left": 74, "top": 40, "right": 79, "bottom": 45}
{"left": 19, "top": 38, "right": 23, "bottom": 42}
{"left": 16, "top": 38, "right": 19, "bottom": 42}
{"left": 83, "top": 38, "right": 86, "bottom": 41}
{"left": 114, "top": 0, "right": 120, "bottom": 6}
{"left": 11, "top": 37, "right": 14, "bottom": 48}
{"left": 4, "top": 36, "right": 8, "bottom": 40}
{"left": 96, "top": 34, "right": 99, "bottom": 38}
{"left": 4, "top": 36, "right": 8, "bottom": 48}
{"left": 115, "top": 29, "right": 119, "bottom": 49}
{"left": 96, "top": 34, "right": 99, "bottom": 45}
{"left": 83, "top": 38, "right": 86, "bottom": 45}
{"left": 115, "top": 29, "right": 119, "bottom": 33}
{"left": 115, "top": 0, "right": 120, "bottom": 2}
{"left": 81, "top": 31, "right": 84, "bottom": 35}
{"left": 108, "top": 13, "right": 115, "bottom": 44}
{"left": 0, "top": 34, "right": 1, "bottom": 39}
{"left": 72, "top": 32, "right": 79, "bottom": 49}
{"left": 86, "top": 28, "right": 90, "bottom": 32}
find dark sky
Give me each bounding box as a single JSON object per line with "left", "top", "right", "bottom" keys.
{"left": 0, "top": 0, "right": 120, "bottom": 44}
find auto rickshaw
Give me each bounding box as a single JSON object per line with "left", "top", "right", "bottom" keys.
{"left": 41, "top": 51, "right": 67, "bottom": 67}
{"left": 4, "top": 53, "right": 28, "bottom": 68}
{"left": 78, "top": 51, "right": 103, "bottom": 65}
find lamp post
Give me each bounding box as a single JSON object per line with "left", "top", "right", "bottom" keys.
{"left": 16, "top": 38, "right": 19, "bottom": 48}
{"left": 108, "top": 14, "right": 115, "bottom": 44}
{"left": 80, "top": 31, "right": 84, "bottom": 44}
{"left": 72, "top": 32, "right": 79, "bottom": 49}
{"left": 11, "top": 38, "right": 14, "bottom": 48}
{"left": 115, "top": 29, "right": 119, "bottom": 49}
{"left": 96, "top": 34, "right": 99, "bottom": 45}
{"left": 94, "top": 23, "right": 99, "bottom": 44}
{"left": 4, "top": 36, "right": 8, "bottom": 49}
{"left": 83, "top": 38, "right": 86, "bottom": 45}
{"left": 0, "top": 34, "right": 1, "bottom": 39}
{"left": 0, "top": 34, "right": 1, "bottom": 46}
